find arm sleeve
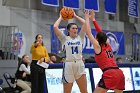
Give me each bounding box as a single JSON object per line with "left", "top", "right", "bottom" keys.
{"left": 93, "top": 20, "right": 102, "bottom": 32}
{"left": 20, "top": 64, "right": 30, "bottom": 74}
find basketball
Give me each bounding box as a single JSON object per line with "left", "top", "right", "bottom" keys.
{"left": 60, "top": 7, "right": 74, "bottom": 20}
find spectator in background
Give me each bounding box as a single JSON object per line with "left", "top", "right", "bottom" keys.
{"left": 50, "top": 55, "right": 56, "bottom": 63}
{"left": 116, "top": 57, "right": 123, "bottom": 64}
{"left": 30, "top": 34, "right": 50, "bottom": 93}
{"left": 15, "top": 54, "right": 31, "bottom": 93}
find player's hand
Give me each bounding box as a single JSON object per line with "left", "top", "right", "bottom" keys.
{"left": 60, "top": 11, "right": 68, "bottom": 21}
{"left": 59, "top": 13, "right": 63, "bottom": 20}
{"left": 84, "top": 10, "right": 91, "bottom": 19}
{"left": 89, "top": 10, "right": 95, "bottom": 21}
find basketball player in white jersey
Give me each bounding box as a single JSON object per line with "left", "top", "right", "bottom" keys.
{"left": 53, "top": 9, "right": 87, "bottom": 93}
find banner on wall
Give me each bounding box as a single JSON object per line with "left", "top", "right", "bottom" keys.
{"left": 128, "top": 0, "right": 139, "bottom": 17}
{"left": 131, "top": 67, "right": 140, "bottom": 90}
{"left": 12, "top": 32, "right": 23, "bottom": 54}
{"left": 45, "top": 68, "right": 92, "bottom": 93}
{"left": 50, "top": 25, "right": 125, "bottom": 55}
{"left": 63, "top": 0, "right": 79, "bottom": 9}
{"left": 106, "top": 31, "right": 125, "bottom": 55}
{"left": 82, "top": 30, "right": 125, "bottom": 55}
{"left": 104, "top": 0, "right": 117, "bottom": 14}
{"left": 84, "top": 0, "right": 99, "bottom": 12}
{"left": 41, "top": 0, "right": 59, "bottom": 7}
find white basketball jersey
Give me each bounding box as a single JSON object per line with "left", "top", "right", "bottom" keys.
{"left": 62, "top": 36, "right": 83, "bottom": 61}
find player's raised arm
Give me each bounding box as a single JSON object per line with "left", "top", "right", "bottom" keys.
{"left": 90, "top": 10, "right": 111, "bottom": 44}
{"left": 74, "top": 12, "right": 85, "bottom": 25}
{"left": 85, "top": 10, "right": 101, "bottom": 54}
{"left": 53, "top": 15, "right": 64, "bottom": 38}
{"left": 73, "top": 11, "right": 86, "bottom": 39}
{"left": 90, "top": 10, "right": 102, "bottom": 33}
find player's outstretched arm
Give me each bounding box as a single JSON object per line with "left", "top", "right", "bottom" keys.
{"left": 90, "top": 10, "right": 102, "bottom": 32}
{"left": 74, "top": 11, "right": 86, "bottom": 37}
{"left": 90, "top": 10, "right": 110, "bottom": 45}
{"left": 85, "top": 10, "right": 101, "bottom": 54}
{"left": 74, "top": 12, "right": 85, "bottom": 25}
{"left": 53, "top": 15, "right": 64, "bottom": 38}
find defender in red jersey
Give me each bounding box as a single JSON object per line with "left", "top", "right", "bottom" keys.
{"left": 85, "top": 10, "right": 125, "bottom": 93}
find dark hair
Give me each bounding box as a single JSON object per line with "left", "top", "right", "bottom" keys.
{"left": 66, "top": 23, "right": 78, "bottom": 36}
{"left": 21, "top": 54, "right": 28, "bottom": 66}
{"left": 96, "top": 32, "right": 107, "bottom": 46}
{"left": 34, "top": 34, "right": 44, "bottom": 46}
{"left": 22, "top": 54, "right": 28, "bottom": 60}
{"left": 116, "top": 57, "right": 122, "bottom": 61}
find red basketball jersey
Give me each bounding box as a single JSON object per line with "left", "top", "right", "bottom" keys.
{"left": 95, "top": 44, "right": 118, "bottom": 70}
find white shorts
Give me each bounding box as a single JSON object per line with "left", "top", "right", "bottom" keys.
{"left": 62, "top": 60, "right": 86, "bottom": 83}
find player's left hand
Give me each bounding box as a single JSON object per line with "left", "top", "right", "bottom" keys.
{"left": 89, "top": 10, "right": 95, "bottom": 21}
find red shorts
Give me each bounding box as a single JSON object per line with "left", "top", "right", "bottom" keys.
{"left": 98, "top": 68, "right": 125, "bottom": 90}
